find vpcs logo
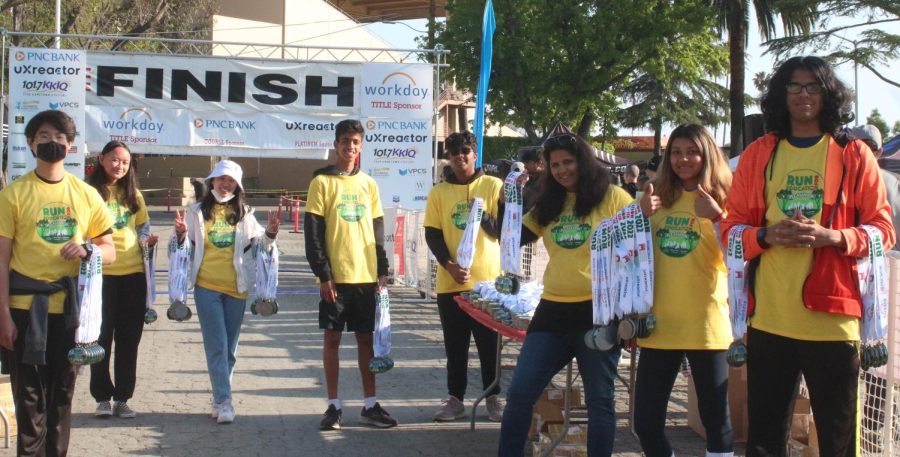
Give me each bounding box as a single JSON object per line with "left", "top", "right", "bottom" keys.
{"left": 399, "top": 168, "right": 429, "bottom": 176}
{"left": 392, "top": 195, "right": 401, "bottom": 203}
{"left": 14, "top": 51, "right": 25, "bottom": 62}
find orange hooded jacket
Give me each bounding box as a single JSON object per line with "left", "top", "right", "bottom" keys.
{"left": 721, "top": 132, "right": 895, "bottom": 319}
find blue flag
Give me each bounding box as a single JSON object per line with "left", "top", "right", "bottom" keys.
{"left": 473, "top": 0, "right": 495, "bottom": 168}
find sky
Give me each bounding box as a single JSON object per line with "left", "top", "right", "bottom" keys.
{"left": 365, "top": 12, "right": 900, "bottom": 142}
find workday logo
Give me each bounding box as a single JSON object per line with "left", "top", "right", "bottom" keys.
{"left": 363, "top": 72, "right": 430, "bottom": 100}
{"left": 100, "top": 108, "right": 165, "bottom": 133}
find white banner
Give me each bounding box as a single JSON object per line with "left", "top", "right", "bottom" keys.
{"left": 361, "top": 118, "right": 433, "bottom": 210}
{"left": 361, "top": 63, "right": 434, "bottom": 119}
{"left": 7, "top": 47, "right": 87, "bottom": 181}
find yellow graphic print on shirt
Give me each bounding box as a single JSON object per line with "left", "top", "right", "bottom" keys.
{"left": 776, "top": 170, "right": 824, "bottom": 218}
{"left": 108, "top": 200, "right": 132, "bottom": 230}
{"left": 656, "top": 212, "right": 700, "bottom": 258}
{"left": 550, "top": 214, "right": 592, "bottom": 249}
{"left": 337, "top": 194, "right": 367, "bottom": 222}
{"left": 451, "top": 200, "right": 474, "bottom": 230}
{"left": 208, "top": 218, "right": 236, "bottom": 248}
{"left": 36, "top": 203, "right": 77, "bottom": 244}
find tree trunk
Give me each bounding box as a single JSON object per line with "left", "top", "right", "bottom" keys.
{"left": 728, "top": 7, "right": 746, "bottom": 157}
{"left": 653, "top": 117, "right": 662, "bottom": 156}
{"left": 577, "top": 112, "right": 594, "bottom": 139}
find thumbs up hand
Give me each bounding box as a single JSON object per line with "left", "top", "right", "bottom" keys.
{"left": 694, "top": 186, "right": 723, "bottom": 221}
{"left": 640, "top": 183, "right": 661, "bottom": 218}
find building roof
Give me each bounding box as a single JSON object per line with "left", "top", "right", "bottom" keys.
{"left": 606, "top": 135, "right": 667, "bottom": 153}
{"left": 329, "top": 0, "right": 447, "bottom": 22}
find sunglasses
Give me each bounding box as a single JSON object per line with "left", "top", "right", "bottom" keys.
{"left": 542, "top": 133, "right": 577, "bottom": 152}
{"left": 447, "top": 146, "right": 474, "bottom": 157}
{"left": 785, "top": 82, "right": 825, "bottom": 95}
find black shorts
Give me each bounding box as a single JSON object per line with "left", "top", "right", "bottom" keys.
{"left": 319, "top": 283, "right": 377, "bottom": 332}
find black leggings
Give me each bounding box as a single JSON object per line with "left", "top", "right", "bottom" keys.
{"left": 436, "top": 293, "right": 499, "bottom": 400}
{"left": 634, "top": 348, "right": 733, "bottom": 456}
{"left": 90, "top": 273, "right": 147, "bottom": 402}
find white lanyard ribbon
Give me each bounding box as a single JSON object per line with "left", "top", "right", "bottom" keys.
{"left": 500, "top": 172, "right": 524, "bottom": 275}
{"left": 590, "top": 203, "right": 653, "bottom": 325}
{"left": 255, "top": 242, "right": 279, "bottom": 301}
{"left": 141, "top": 240, "right": 156, "bottom": 310}
{"left": 859, "top": 225, "right": 888, "bottom": 344}
{"left": 456, "top": 197, "right": 485, "bottom": 270}
{"left": 373, "top": 287, "right": 392, "bottom": 357}
{"left": 168, "top": 234, "right": 192, "bottom": 304}
{"left": 725, "top": 225, "right": 750, "bottom": 341}
{"left": 76, "top": 244, "right": 103, "bottom": 344}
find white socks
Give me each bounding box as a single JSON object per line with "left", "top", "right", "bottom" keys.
{"left": 327, "top": 399, "right": 342, "bottom": 410}
{"left": 364, "top": 396, "right": 377, "bottom": 409}
{"left": 328, "top": 398, "right": 378, "bottom": 410}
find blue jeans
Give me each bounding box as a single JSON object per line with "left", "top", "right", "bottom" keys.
{"left": 498, "top": 330, "right": 621, "bottom": 457}
{"left": 194, "top": 285, "right": 247, "bottom": 404}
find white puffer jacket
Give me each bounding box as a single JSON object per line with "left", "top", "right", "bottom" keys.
{"left": 184, "top": 202, "right": 275, "bottom": 294}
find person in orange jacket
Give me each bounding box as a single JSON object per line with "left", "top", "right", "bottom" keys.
{"left": 721, "top": 56, "right": 894, "bottom": 456}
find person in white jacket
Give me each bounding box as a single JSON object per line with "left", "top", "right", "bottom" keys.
{"left": 174, "top": 160, "right": 278, "bottom": 424}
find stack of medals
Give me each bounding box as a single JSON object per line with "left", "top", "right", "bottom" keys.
{"left": 369, "top": 287, "right": 394, "bottom": 373}
{"left": 725, "top": 226, "right": 750, "bottom": 366}
{"left": 167, "top": 234, "right": 193, "bottom": 321}
{"left": 141, "top": 239, "right": 158, "bottom": 324}
{"left": 69, "top": 244, "right": 105, "bottom": 365}
{"left": 586, "top": 203, "right": 655, "bottom": 351}
{"left": 496, "top": 171, "right": 524, "bottom": 295}
{"left": 456, "top": 197, "right": 484, "bottom": 270}
{"left": 859, "top": 225, "right": 889, "bottom": 370}
{"left": 251, "top": 242, "right": 279, "bottom": 316}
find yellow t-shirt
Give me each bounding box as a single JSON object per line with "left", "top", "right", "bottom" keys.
{"left": 0, "top": 171, "right": 114, "bottom": 313}
{"left": 306, "top": 172, "right": 384, "bottom": 284}
{"left": 424, "top": 174, "right": 503, "bottom": 294}
{"left": 523, "top": 187, "right": 633, "bottom": 302}
{"left": 640, "top": 191, "right": 730, "bottom": 350}
{"left": 196, "top": 204, "right": 245, "bottom": 299}
{"left": 753, "top": 136, "right": 859, "bottom": 341}
{"left": 103, "top": 186, "right": 149, "bottom": 276}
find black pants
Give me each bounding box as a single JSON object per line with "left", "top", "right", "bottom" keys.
{"left": 5, "top": 309, "right": 77, "bottom": 457}
{"left": 90, "top": 273, "right": 147, "bottom": 402}
{"left": 436, "top": 293, "right": 499, "bottom": 400}
{"left": 634, "top": 348, "right": 733, "bottom": 456}
{"left": 746, "top": 327, "right": 859, "bottom": 457}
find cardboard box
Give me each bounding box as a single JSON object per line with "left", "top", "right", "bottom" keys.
{"left": 532, "top": 434, "right": 588, "bottom": 457}
{"left": 687, "top": 366, "right": 748, "bottom": 443}
{"left": 528, "top": 387, "right": 584, "bottom": 440}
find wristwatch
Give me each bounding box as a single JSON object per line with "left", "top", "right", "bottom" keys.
{"left": 757, "top": 228, "right": 770, "bottom": 249}
{"left": 81, "top": 243, "right": 94, "bottom": 260}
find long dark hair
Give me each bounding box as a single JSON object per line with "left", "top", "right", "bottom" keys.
{"left": 655, "top": 124, "right": 732, "bottom": 209}
{"left": 200, "top": 179, "right": 247, "bottom": 225}
{"left": 532, "top": 133, "right": 611, "bottom": 226}
{"left": 761, "top": 56, "right": 854, "bottom": 138}
{"left": 86, "top": 141, "right": 141, "bottom": 214}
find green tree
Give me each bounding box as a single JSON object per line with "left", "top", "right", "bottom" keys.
{"left": 437, "top": 0, "right": 716, "bottom": 141}
{"left": 892, "top": 120, "right": 900, "bottom": 137}
{"left": 619, "top": 28, "right": 731, "bottom": 155}
{"left": 765, "top": 1, "right": 899, "bottom": 88}
{"left": 711, "top": 0, "right": 817, "bottom": 155}
{"left": 866, "top": 109, "right": 890, "bottom": 139}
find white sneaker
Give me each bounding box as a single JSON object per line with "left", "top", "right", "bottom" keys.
{"left": 114, "top": 401, "right": 137, "bottom": 419}
{"left": 486, "top": 395, "right": 504, "bottom": 422}
{"left": 211, "top": 401, "right": 221, "bottom": 419}
{"left": 217, "top": 400, "right": 235, "bottom": 424}
{"left": 432, "top": 396, "right": 466, "bottom": 422}
{"left": 95, "top": 401, "right": 113, "bottom": 418}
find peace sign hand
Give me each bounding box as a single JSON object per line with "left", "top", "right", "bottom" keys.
{"left": 694, "top": 186, "right": 723, "bottom": 221}
{"left": 174, "top": 209, "right": 187, "bottom": 241}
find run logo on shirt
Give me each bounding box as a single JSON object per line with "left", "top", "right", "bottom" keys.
{"left": 656, "top": 212, "right": 699, "bottom": 258}
{"left": 337, "top": 194, "right": 367, "bottom": 222}
{"left": 36, "top": 203, "right": 76, "bottom": 244}
{"left": 107, "top": 201, "right": 132, "bottom": 230}
{"left": 208, "top": 219, "right": 236, "bottom": 248}
{"left": 776, "top": 170, "right": 824, "bottom": 218}
{"left": 451, "top": 200, "right": 472, "bottom": 230}
{"left": 550, "top": 214, "right": 591, "bottom": 249}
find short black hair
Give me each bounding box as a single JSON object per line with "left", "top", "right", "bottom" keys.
{"left": 335, "top": 119, "right": 364, "bottom": 142}
{"left": 519, "top": 148, "right": 542, "bottom": 163}
{"left": 445, "top": 131, "right": 477, "bottom": 156}
{"left": 761, "top": 56, "right": 854, "bottom": 138}
{"left": 25, "top": 110, "right": 76, "bottom": 142}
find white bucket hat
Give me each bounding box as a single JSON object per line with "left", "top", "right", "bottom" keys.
{"left": 206, "top": 160, "right": 244, "bottom": 191}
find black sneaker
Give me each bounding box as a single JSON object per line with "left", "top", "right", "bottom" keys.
{"left": 359, "top": 402, "right": 398, "bottom": 428}
{"left": 320, "top": 405, "right": 342, "bottom": 430}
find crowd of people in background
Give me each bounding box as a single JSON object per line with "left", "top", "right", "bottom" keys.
{"left": 0, "top": 54, "right": 897, "bottom": 457}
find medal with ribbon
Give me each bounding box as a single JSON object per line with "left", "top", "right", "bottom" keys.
{"left": 369, "top": 287, "right": 394, "bottom": 374}
{"left": 859, "top": 225, "right": 889, "bottom": 370}
{"left": 167, "top": 234, "right": 193, "bottom": 321}
{"left": 68, "top": 244, "right": 105, "bottom": 365}
{"left": 251, "top": 242, "right": 279, "bottom": 317}
{"left": 141, "top": 239, "right": 158, "bottom": 324}
{"left": 456, "top": 197, "right": 484, "bottom": 270}
{"left": 725, "top": 225, "right": 750, "bottom": 366}
{"left": 497, "top": 171, "right": 525, "bottom": 294}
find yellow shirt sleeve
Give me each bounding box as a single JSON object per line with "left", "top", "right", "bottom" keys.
{"left": 306, "top": 176, "right": 326, "bottom": 217}
{"left": 424, "top": 185, "right": 443, "bottom": 229}
{"left": 134, "top": 191, "right": 149, "bottom": 226}
{"left": 0, "top": 188, "right": 17, "bottom": 239}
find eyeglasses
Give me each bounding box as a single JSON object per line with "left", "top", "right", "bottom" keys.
{"left": 785, "top": 82, "right": 825, "bottom": 95}
{"left": 542, "top": 133, "right": 577, "bottom": 152}
{"left": 447, "top": 146, "right": 474, "bottom": 157}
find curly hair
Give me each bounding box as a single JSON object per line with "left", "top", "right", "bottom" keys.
{"left": 760, "top": 56, "right": 854, "bottom": 138}
{"left": 532, "top": 133, "right": 611, "bottom": 226}
{"left": 444, "top": 131, "right": 477, "bottom": 157}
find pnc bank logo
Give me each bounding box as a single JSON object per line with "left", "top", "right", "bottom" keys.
{"left": 14, "top": 51, "right": 25, "bottom": 62}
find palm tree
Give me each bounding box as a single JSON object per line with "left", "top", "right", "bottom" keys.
{"left": 712, "top": 0, "right": 817, "bottom": 156}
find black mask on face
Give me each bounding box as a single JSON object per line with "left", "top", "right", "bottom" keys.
{"left": 35, "top": 142, "right": 68, "bottom": 163}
